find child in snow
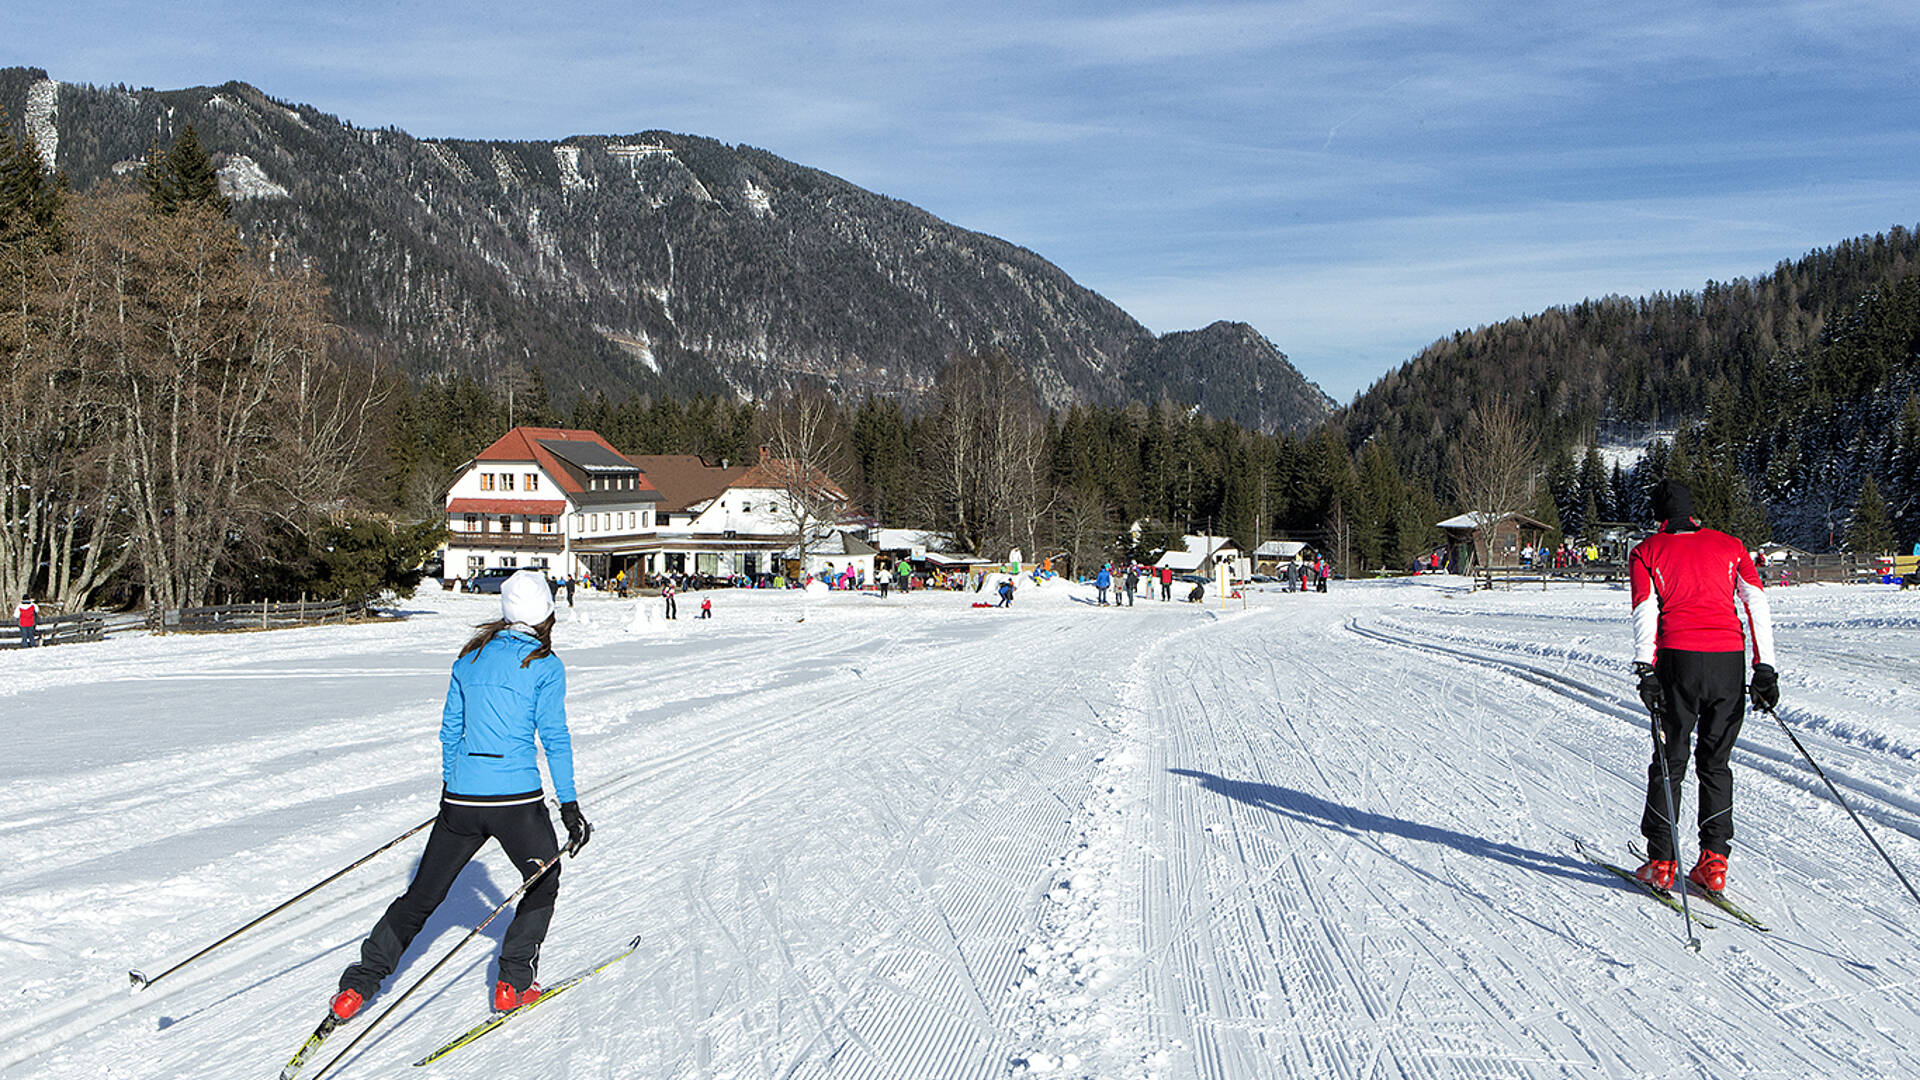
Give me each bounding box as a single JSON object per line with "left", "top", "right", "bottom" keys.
{"left": 326, "top": 571, "right": 591, "bottom": 1022}
{"left": 699, "top": 596, "right": 712, "bottom": 619}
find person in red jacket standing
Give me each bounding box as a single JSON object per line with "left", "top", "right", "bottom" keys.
{"left": 1628, "top": 478, "right": 1779, "bottom": 894}
{"left": 14, "top": 596, "right": 38, "bottom": 648}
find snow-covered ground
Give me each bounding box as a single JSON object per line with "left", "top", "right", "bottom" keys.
{"left": 7, "top": 575, "right": 1920, "bottom": 1078}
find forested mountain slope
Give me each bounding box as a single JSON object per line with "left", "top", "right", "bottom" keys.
{"left": 1342, "top": 226, "right": 1920, "bottom": 549}
{"left": 0, "top": 67, "right": 1332, "bottom": 434}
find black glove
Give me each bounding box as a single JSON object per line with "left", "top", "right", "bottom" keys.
{"left": 1750, "top": 663, "right": 1780, "bottom": 712}
{"left": 559, "top": 801, "right": 592, "bottom": 856}
{"left": 1634, "top": 662, "right": 1664, "bottom": 718}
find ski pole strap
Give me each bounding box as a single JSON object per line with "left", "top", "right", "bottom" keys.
{"left": 310, "top": 852, "right": 566, "bottom": 1080}
{"left": 1769, "top": 706, "right": 1920, "bottom": 907}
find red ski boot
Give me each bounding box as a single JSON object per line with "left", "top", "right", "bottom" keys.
{"left": 1688, "top": 850, "right": 1728, "bottom": 894}
{"left": 493, "top": 980, "right": 544, "bottom": 1012}
{"left": 1633, "top": 858, "right": 1677, "bottom": 890}
{"left": 329, "top": 988, "right": 364, "bottom": 1021}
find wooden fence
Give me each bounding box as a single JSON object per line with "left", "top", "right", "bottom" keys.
{"left": 1475, "top": 563, "right": 1629, "bottom": 591}
{"left": 0, "top": 612, "right": 107, "bottom": 649}
{"left": 1477, "top": 553, "right": 1873, "bottom": 590}
{"left": 3, "top": 599, "right": 367, "bottom": 648}
{"left": 163, "top": 599, "right": 367, "bottom": 633}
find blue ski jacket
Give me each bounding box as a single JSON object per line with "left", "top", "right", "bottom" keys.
{"left": 1096, "top": 568, "right": 1112, "bottom": 589}
{"left": 440, "top": 631, "right": 576, "bottom": 804}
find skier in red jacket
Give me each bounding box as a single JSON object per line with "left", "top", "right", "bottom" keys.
{"left": 1628, "top": 479, "right": 1778, "bottom": 894}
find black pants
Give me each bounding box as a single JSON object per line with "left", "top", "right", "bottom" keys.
{"left": 341, "top": 798, "right": 560, "bottom": 997}
{"left": 664, "top": 595, "right": 676, "bottom": 619}
{"left": 1642, "top": 649, "right": 1747, "bottom": 861}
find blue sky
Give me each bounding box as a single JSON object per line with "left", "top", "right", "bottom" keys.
{"left": 11, "top": 1, "right": 1920, "bottom": 401}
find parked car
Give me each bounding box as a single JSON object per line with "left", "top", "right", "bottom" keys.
{"left": 1175, "top": 573, "right": 1210, "bottom": 585}
{"left": 466, "top": 567, "right": 519, "bottom": 594}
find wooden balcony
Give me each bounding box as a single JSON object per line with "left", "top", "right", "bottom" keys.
{"left": 446, "top": 530, "right": 564, "bottom": 552}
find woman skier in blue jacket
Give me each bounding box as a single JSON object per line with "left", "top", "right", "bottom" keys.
{"left": 328, "top": 570, "right": 592, "bottom": 1020}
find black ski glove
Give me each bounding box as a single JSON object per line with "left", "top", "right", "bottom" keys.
{"left": 560, "top": 801, "right": 593, "bottom": 856}
{"left": 1634, "top": 662, "right": 1664, "bottom": 718}
{"left": 1750, "top": 663, "right": 1780, "bottom": 712}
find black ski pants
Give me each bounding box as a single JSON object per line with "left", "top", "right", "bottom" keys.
{"left": 341, "top": 798, "right": 560, "bottom": 997}
{"left": 1641, "top": 649, "right": 1747, "bottom": 862}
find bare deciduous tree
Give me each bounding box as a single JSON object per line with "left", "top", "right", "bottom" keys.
{"left": 761, "top": 388, "right": 850, "bottom": 572}
{"left": 1449, "top": 395, "right": 1541, "bottom": 564}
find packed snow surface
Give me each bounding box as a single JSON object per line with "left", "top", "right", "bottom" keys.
{"left": 7, "top": 577, "right": 1920, "bottom": 1078}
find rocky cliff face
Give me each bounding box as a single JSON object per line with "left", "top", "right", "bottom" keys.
{"left": 3, "top": 68, "right": 1333, "bottom": 433}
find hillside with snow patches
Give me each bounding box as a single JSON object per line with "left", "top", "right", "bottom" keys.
{"left": 0, "top": 68, "right": 1332, "bottom": 435}
{"left": 6, "top": 578, "right": 1920, "bottom": 1078}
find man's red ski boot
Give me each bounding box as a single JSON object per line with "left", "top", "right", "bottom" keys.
{"left": 329, "top": 988, "right": 364, "bottom": 1021}
{"left": 1688, "top": 850, "right": 1728, "bottom": 894}
{"left": 1634, "top": 858, "right": 1677, "bottom": 890}
{"left": 493, "top": 980, "right": 544, "bottom": 1012}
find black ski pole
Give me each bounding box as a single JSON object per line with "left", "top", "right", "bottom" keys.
{"left": 1649, "top": 711, "right": 1703, "bottom": 952}
{"left": 130, "top": 814, "right": 436, "bottom": 991}
{"left": 309, "top": 852, "right": 565, "bottom": 1080}
{"left": 1766, "top": 704, "right": 1920, "bottom": 906}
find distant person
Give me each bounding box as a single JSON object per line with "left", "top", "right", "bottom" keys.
{"left": 877, "top": 565, "right": 892, "bottom": 598}
{"left": 14, "top": 595, "right": 38, "bottom": 648}
{"left": 1159, "top": 565, "right": 1173, "bottom": 601}
{"left": 1095, "top": 565, "right": 1112, "bottom": 605}
{"left": 699, "top": 596, "right": 712, "bottom": 619}
{"left": 565, "top": 576, "right": 576, "bottom": 607}
{"left": 662, "top": 581, "right": 677, "bottom": 620}
{"left": 998, "top": 578, "right": 1015, "bottom": 608}
{"left": 326, "top": 570, "right": 590, "bottom": 1024}
{"left": 1124, "top": 566, "right": 1139, "bottom": 607}
{"left": 1629, "top": 478, "right": 1777, "bottom": 896}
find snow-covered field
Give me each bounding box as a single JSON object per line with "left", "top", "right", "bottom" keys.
{"left": 7, "top": 576, "right": 1920, "bottom": 1079}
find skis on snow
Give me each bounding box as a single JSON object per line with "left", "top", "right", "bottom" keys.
{"left": 280, "top": 1012, "right": 350, "bottom": 1080}
{"left": 1574, "top": 840, "right": 1717, "bottom": 930}
{"left": 1627, "top": 844, "right": 1771, "bottom": 932}
{"left": 412, "top": 935, "right": 641, "bottom": 1067}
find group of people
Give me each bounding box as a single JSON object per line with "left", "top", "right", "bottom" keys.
{"left": 1520, "top": 540, "right": 1606, "bottom": 569}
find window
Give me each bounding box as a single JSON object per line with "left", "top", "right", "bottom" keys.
{"left": 501, "top": 556, "right": 518, "bottom": 568}
{"left": 743, "top": 502, "right": 752, "bottom": 514}
{"left": 574, "top": 513, "right": 585, "bottom": 531}
{"left": 465, "top": 515, "right": 479, "bottom": 533}
{"left": 627, "top": 512, "right": 635, "bottom": 529}
{"left": 592, "top": 513, "right": 601, "bottom": 531}
{"left": 658, "top": 512, "right": 671, "bottom": 526}
{"left": 643, "top": 510, "right": 652, "bottom": 528}
{"left": 525, "top": 473, "right": 540, "bottom": 491}
{"left": 498, "top": 515, "right": 513, "bottom": 534}
{"left": 531, "top": 558, "right": 548, "bottom": 568}
{"left": 479, "top": 473, "right": 496, "bottom": 492}
{"left": 539, "top": 515, "right": 554, "bottom": 533}
{"left": 501, "top": 473, "right": 515, "bottom": 491}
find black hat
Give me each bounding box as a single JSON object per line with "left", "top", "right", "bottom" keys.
{"left": 1651, "top": 478, "right": 1694, "bottom": 523}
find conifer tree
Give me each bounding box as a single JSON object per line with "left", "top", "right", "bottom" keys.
{"left": 142, "top": 125, "right": 231, "bottom": 216}
{"left": 1847, "top": 474, "right": 1894, "bottom": 554}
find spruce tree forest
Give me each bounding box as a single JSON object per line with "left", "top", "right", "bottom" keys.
{"left": 5, "top": 122, "right": 1919, "bottom": 612}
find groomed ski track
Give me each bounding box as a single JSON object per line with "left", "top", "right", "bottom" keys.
{"left": 5, "top": 581, "right": 1920, "bottom": 1078}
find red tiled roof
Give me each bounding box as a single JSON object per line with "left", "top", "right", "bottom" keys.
{"left": 735, "top": 447, "right": 848, "bottom": 502}
{"left": 471, "top": 427, "right": 658, "bottom": 498}
{"left": 447, "top": 498, "right": 568, "bottom": 515}
{"left": 626, "top": 455, "right": 751, "bottom": 512}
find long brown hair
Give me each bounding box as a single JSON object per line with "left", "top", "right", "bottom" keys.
{"left": 459, "top": 614, "right": 557, "bottom": 668}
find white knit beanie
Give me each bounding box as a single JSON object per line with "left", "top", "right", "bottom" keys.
{"left": 500, "top": 570, "right": 555, "bottom": 627}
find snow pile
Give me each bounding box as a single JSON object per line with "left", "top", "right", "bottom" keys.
{"left": 216, "top": 155, "right": 289, "bottom": 200}
{"left": 25, "top": 79, "right": 58, "bottom": 171}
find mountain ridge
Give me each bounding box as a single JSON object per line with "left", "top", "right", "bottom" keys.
{"left": 0, "top": 67, "right": 1334, "bottom": 435}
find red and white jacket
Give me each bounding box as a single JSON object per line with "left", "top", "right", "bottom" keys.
{"left": 1628, "top": 525, "right": 1774, "bottom": 666}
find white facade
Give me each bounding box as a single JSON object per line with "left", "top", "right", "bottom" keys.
{"left": 443, "top": 456, "right": 656, "bottom": 583}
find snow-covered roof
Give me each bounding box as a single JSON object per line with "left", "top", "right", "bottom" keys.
{"left": 1254, "top": 540, "right": 1308, "bottom": 558}
{"left": 871, "top": 529, "right": 966, "bottom": 555}
{"left": 1156, "top": 535, "right": 1237, "bottom": 571}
